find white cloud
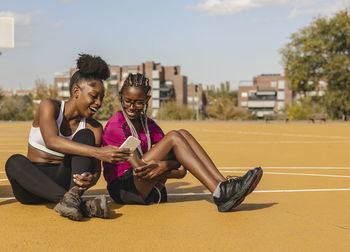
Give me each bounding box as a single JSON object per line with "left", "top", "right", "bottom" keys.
{"left": 192, "top": 0, "right": 350, "bottom": 17}
{"left": 52, "top": 20, "right": 65, "bottom": 28}
{"left": 0, "top": 10, "right": 40, "bottom": 26}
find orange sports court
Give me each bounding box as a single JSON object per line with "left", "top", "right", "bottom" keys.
{"left": 0, "top": 121, "right": 349, "bottom": 251}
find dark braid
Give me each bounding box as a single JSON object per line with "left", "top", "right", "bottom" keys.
{"left": 119, "top": 73, "right": 151, "bottom": 114}
{"left": 69, "top": 53, "right": 110, "bottom": 95}
{"left": 120, "top": 73, "right": 152, "bottom": 154}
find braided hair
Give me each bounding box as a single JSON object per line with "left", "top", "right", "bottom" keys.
{"left": 119, "top": 73, "right": 151, "bottom": 114}
{"left": 69, "top": 53, "right": 110, "bottom": 95}
{"left": 119, "top": 73, "right": 152, "bottom": 155}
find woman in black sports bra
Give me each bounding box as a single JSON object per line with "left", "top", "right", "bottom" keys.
{"left": 5, "top": 54, "right": 131, "bottom": 221}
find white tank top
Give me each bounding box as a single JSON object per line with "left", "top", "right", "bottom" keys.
{"left": 28, "top": 101, "right": 86, "bottom": 157}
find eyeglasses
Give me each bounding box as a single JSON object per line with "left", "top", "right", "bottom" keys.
{"left": 122, "top": 99, "right": 146, "bottom": 108}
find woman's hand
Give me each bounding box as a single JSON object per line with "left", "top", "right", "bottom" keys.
{"left": 134, "top": 160, "right": 169, "bottom": 180}
{"left": 97, "top": 145, "right": 132, "bottom": 163}
{"left": 73, "top": 172, "right": 97, "bottom": 191}
{"left": 168, "top": 166, "right": 187, "bottom": 179}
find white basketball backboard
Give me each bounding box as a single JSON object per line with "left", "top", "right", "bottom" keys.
{"left": 0, "top": 17, "right": 14, "bottom": 48}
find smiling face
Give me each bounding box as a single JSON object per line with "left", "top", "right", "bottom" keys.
{"left": 120, "top": 86, "right": 149, "bottom": 120}
{"left": 73, "top": 79, "right": 105, "bottom": 118}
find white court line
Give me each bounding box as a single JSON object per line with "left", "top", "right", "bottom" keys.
{"left": 221, "top": 170, "right": 350, "bottom": 178}
{"left": 196, "top": 129, "right": 350, "bottom": 140}
{"left": 2, "top": 189, "right": 350, "bottom": 200}
{"left": 219, "top": 167, "right": 350, "bottom": 170}
{"left": 1, "top": 167, "right": 350, "bottom": 181}
{"left": 200, "top": 141, "right": 350, "bottom": 144}
{"left": 2, "top": 166, "right": 350, "bottom": 174}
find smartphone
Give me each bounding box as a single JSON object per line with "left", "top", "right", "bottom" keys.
{"left": 119, "top": 136, "right": 141, "bottom": 152}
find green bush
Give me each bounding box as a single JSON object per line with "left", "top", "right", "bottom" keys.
{"left": 156, "top": 101, "right": 195, "bottom": 120}
{"left": 0, "top": 95, "right": 35, "bottom": 121}
{"left": 206, "top": 97, "right": 253, "bottom": 120}
{"left": 286, "top": 96, "right": 326, "bottom": 120}
{"left": 94, "top": 88, "right": 121, "bottom": 120}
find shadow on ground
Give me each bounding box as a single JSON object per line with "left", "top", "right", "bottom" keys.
{"left": 166, "top": 181, "right": 212, "bottom": 203}
{"left": 233, "top": 202, "right": 278, "bottom": 212}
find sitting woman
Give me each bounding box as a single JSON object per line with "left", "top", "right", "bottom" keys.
{"left": 5, "top": 54, "right": 131, "bottom": 221}
{"left": 103, "top": 73, "right": 263, "bottom": 212}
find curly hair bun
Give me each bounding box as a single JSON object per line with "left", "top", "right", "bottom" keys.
{"left": 76, "top": 53, "right": 110, "bottom": 80}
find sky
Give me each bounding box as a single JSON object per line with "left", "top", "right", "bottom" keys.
{"left": 0, "top": 0, "right": 349, "bottom": 91}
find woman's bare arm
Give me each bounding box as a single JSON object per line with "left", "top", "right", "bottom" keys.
{"left": 38, "top": 99, "right": 130, "bottom": 163}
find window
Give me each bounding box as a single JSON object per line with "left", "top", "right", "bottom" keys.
{"left": 152, "top": 80, "right": 160, "bottom": 89}
{"left": 110, "top": 71, "right": 117, "bottom": 80}
{"left": 241, "top": 92, "right": 248, "bottom": 97}
{"left": 152, "top": 89, "right": 160, "bottom": 99}
{"left": 152, "top": 70, "right": 159, "bottom": 79}
{"left": 270, "top": 81, "right": 277, "bottom": 87}
{"left": 152, "top": 99, "right": 160, "bottom": 109}
{"left": 277, "top": 91, "right": 285, "bottom": 100}
{"left": 278, "top": 80, "right": 285, "bottom": 89}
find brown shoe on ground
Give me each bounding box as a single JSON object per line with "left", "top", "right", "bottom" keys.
{"left": 54, "top": 187, "right": 83, "bottom": 221}
{"left": 81, "top": 195, "right": 110, "bottom": 219}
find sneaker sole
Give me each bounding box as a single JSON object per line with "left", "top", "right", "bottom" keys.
{"left": 218, "top": 167, "right": 263, "bottom": 212}
{"left": 54, "top": 203, "right": 83, "bottom": 221}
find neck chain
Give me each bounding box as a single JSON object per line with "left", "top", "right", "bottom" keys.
{"left": 121, "top": 110, "right": 151, "bottom": 155}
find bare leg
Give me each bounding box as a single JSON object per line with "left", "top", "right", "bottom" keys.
{"left": 177, "top": 129, "right": 226, "bottom": 182}
{"left": 129, "top": 152, "right": 167, "bottom": 199}
{"left": 142, "top": 130, "right": 222, "bottom": 193}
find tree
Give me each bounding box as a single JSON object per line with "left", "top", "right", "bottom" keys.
{"left": 0, "top": 94, "right": 34, "bottom": 121}
{"left": 94, "top": 87, "right": 121, "bottom": 121}
{"left": 34, "top": 78, "right": 58, "bottom": 100}
{"left": 280, "top": 9, "right": 350, "bottom": 119}
{"left": 206, "top": 81, "right": 237, "bottom": 101}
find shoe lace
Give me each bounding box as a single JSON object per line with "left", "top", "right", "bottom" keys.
{"left": 226, "top": 175, "right": 238, "bottom": 180}
{"left": 226, "top": 175, "right": 244, "bottom": 183}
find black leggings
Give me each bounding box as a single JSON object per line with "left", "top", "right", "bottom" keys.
{"left": 5, "top": 129, "right": 95, "bottom": 204}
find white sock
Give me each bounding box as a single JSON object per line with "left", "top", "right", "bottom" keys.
{"left": 213, "top": 182, "right": 222, "bottom": 198}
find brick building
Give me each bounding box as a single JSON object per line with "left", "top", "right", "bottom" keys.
{"left": 238, "top": 74, "right": 293, "bottom": 118}
{"left": 54, "top": 61, "right": 188, "bottom": 117}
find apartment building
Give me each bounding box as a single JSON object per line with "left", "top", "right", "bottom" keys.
{"left": 238, "top": 74, "right": 293, "bottom": 118}
{"left": 54, "top": 61, "right": 188, "bottom": 117}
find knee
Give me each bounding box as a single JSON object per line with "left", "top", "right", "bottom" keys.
{"left": 5, "top": 154, "right": 26, "bottom": 177}
{"left": 166, "top": 130, "right": 183, "bottom": 145}
{"left": 178, "top": 129, "right": 190, "bottom": 136}
{"left": 72, "top": 129, "right": 95, "bottom": 146}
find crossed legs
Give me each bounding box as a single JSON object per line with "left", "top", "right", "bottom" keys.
{"left": 132, "top": 129, "right": 226, "bottom": 199}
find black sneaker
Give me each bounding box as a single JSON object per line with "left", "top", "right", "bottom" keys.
{"left": 214, "top": 167, "right": 263, "bottom": 212}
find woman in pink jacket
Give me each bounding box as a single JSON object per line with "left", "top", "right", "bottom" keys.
{"left": 103, "top": 73, "right": 263, "bottom": 212}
